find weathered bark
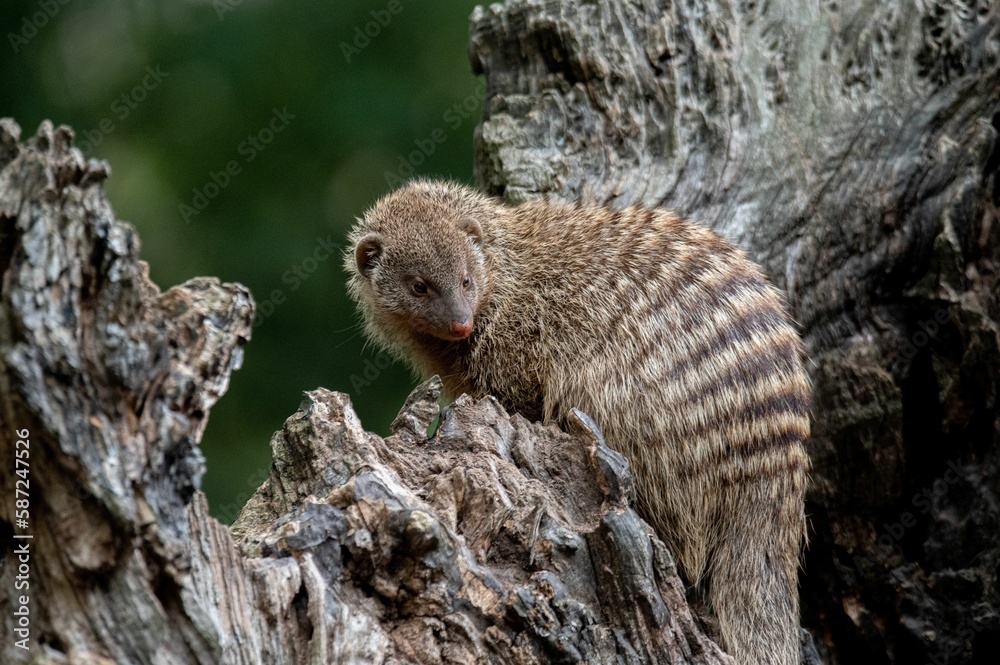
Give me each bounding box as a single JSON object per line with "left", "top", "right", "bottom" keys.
{"left": 2, "top": 0, "right": 998, "bottom": 663}
{"left": 0, "top": 120, "right": 731, "bottom": 661}
{"left": 231, "top": 382, "right": 732, "bottom": 664}
{"left": 469, "top": 1, "right": 1000, "bottom": 663}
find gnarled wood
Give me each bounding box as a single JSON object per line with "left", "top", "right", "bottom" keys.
{"left": 470, "top": 1, "right": 1000, "bottom": 662}
{"left": 0, "top": 119, "right": 728, "bottom": 664}
{"left": 2, "top": 0, "right": 998, "bottom": 662}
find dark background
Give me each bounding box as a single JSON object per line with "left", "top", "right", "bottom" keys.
{"left": 1, "top": 0, "right": 484, "bottom": 521}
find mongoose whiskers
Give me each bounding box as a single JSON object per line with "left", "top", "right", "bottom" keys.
{"left": 345, "top": 178, "right": 810, "bottom": 665}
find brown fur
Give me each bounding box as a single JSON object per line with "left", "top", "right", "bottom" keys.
{"left": 346, "top": 179, "right": 810, "bottom": 665}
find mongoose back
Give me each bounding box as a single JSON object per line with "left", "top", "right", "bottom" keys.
{"left": 345, "top": 179, "right": 810, "bottom": 665}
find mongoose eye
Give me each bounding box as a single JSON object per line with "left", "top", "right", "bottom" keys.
{"left": 462, "top": 273, "right": 471, "bottom": 289}
{"left": 410, "top": 280, "right": 428, "bottom": 296}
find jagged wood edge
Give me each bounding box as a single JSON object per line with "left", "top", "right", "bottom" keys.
{"left": 0, "top": 119, "right": 731, "bottom": 664}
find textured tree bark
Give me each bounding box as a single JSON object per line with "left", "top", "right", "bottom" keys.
{"left": 0, "top": 121, "right": 732, "bottom": 660}
{"left": 469, "top": 1, "right": 1000, "bottom": 663}
{"left": 2, "top": 0, "right": 998, "bottom": 662}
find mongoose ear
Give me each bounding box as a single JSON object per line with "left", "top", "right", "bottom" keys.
{"left": 354, "top": 233, "right": 382, "bottom": 278}
{"left": 460, "top": 218, "right": 483, "bottom": 247}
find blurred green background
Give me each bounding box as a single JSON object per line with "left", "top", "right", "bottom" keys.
{"left": 1, "top": 0, "right": 484, "bottom": 521}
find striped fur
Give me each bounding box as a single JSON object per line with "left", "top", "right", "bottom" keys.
{"left": 346, "top": 179, "right": 810, "bottom": 665}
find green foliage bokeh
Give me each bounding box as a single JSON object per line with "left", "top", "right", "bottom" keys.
{"left": 1, "top": 0, "right": 484, "bottom": 521}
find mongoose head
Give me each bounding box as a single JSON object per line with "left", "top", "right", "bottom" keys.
{"left": 345, "top": 181, "right": 488, "bottom": 344}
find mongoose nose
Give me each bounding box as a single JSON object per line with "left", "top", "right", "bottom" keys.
{"left": 449, "top": 319, "right": 473, "bottom": 338}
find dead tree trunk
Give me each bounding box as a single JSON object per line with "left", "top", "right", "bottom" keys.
{"left": 0, "top": 0, "right": 997, "bottom": 663}
{"left": 0, "top": 124, "right": 730, "bottom": 660}
{"left": 469, "top": 1, "right": 1000, "bottom": 663}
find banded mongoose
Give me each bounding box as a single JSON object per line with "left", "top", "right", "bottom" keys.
{"left": 345, "top": 179, "right": 810, "bottom": 665}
